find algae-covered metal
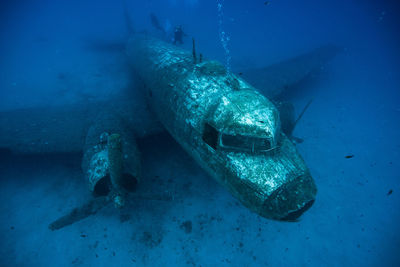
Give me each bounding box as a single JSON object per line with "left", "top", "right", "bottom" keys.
{"left": 127, "top": 35, "right": 317, "bottom": 220}
{"left": 82, "top": 128, "right": 140, "bottom": 207}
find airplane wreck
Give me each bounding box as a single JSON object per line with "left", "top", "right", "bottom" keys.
{"left": 0, "top": 34, "right": 339, "bottom": 226}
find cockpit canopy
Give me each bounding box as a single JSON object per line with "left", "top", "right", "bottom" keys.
{"left": 202, "top": 123, "right": 277, "bottom": 153}
{"left": 202, "top": 90, "right": 281, "bottom": 154}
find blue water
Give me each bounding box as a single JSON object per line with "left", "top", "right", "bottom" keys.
{"left": 0, "top": 0, "right": 399, "bottom": 266}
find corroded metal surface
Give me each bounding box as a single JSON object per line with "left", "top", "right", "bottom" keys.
{"left": 127, "top": 35, "right": 316, "bottom": 220}
{"left": 82, "top": 124, "right": 141, "bottom": 206}
{"left": 107, "top": 133, "right": 126, "bottom": 207}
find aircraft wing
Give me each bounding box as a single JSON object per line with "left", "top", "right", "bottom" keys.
{"left": 0, "top": 94, "right": 163, "bottom": 155}
{"left": 240, "top": 45, "right": 342, "bottom": 100}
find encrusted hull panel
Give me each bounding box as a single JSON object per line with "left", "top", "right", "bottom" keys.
{"left": 127, "top": 35, "right": 316, "bottom": 220}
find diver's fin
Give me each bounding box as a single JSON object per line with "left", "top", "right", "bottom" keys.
{"left": 240, "top": 45, "right": 342, "bottom": 99}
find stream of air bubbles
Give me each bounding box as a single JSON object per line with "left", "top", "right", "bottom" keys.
{"left": 217, "top": 0, "right": 231, "bottom": 72}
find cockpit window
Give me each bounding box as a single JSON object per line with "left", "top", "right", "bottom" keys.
{"left": 253, "top": 136, "right": 272, "bottom": 151}
{"left": 220, "top": 133, "right": 273, "bottom": 153}
{"left": 221, "top": 134, "right": 252, "bottom": 150}
{"left": 202, "top": 123, "right": 275, "bottom": 153}
{"left": 202, "top": 123, "right": 219, "bottom": 150}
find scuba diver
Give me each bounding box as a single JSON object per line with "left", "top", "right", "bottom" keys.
{"left": 149, "top": 13, "right": 186, "bottom": 45}
{"left": 173, "top": 25, "right": 187, "bottom": 45}
{"left": 148, "top": 13, "right": 187, "bottom": 45}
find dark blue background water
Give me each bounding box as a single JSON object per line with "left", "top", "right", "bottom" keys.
{"left": 0, "top": 0, "right": 399, "bottom": 266}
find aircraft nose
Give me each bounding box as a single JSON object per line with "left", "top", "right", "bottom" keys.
{"left": 262, "top": 173, "right": 317, "bottom": 221}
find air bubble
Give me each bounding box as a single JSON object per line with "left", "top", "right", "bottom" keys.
{"left": 217, "top": 0, "right": 231, "bottom": 72}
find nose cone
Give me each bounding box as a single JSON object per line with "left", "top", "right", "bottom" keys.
{"left": 224, "top": 135, "right": 317, "bottom": 221}
{"left": 262, "top": 173, "right": 316, "bottom": 221}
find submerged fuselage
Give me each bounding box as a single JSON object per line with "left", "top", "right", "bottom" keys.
{"left": 127, "top": 35, "right": 316, "bottom": 220}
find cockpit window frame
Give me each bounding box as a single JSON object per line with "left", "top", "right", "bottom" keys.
{"left": 202, "top": 123, "right": 219, "bottom": 150}
{"left": 219, "top": 132, "right": 276, "bottom": 154}
{"left": 202, "top": 122, "right": 278, "bottom": 154}
{"left": 220, "top": 133, "right": 253, "bottom": 152}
